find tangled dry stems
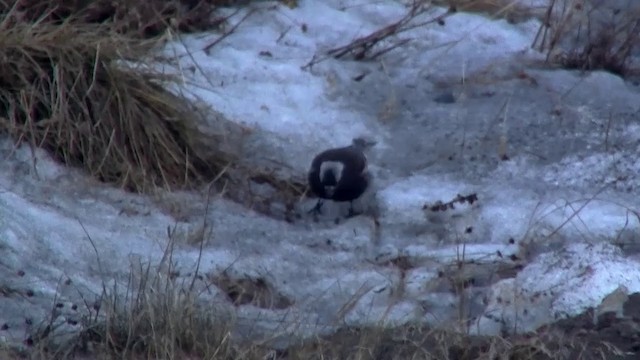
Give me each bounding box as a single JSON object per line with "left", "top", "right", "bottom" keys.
{"left": 534, "top": 0, "right": 640, "bottom": 77}
{"left": 0, "top": 12, "right": 229, "bottom": 192}
{"left": 0, "top": 0, "right": 309, "bottom": 204}
{"left": 0, "top": 0, "right": 231, "bottom": 38}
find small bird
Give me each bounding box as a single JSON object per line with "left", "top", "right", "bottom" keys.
{"left": 307, "top": 137, "right": 376, "bottom": 217}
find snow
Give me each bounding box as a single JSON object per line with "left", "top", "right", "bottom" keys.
{"left": 2, "top": 0, "right": 640, "bottom": 350}
{"left": 475, "top": 242, "right": 640, "bottom": 335}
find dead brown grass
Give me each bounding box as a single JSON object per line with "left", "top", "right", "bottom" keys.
{"left": 0, "top": 0, "right": 232, "bottom": 38}
{"left": 533, "top": 0, "right": 640, "bottom": 77}
{"left": 7, "top": 256, "right": 629, "bottom": 360}
{"left": 435, "top": 0, "right": 547, "bottom": 23}
{"left": 278, "top": 322, "right": 629, "bottom": 360}
{"left": 0, "top": 10, "right": 229, "bottom": 192}
{"left": 0, "top": 0, "right": 310, "bottom": 206}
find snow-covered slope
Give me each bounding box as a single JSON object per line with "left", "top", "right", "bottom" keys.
{"left": 2, "top": 0, "right": 640, "bottom": 348}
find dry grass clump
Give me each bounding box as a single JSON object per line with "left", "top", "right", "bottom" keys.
{"left": 289, "top": 323, "right": 632, "bottom": 360}
{"left": 18, "top": 253, "right": 245, "bottom": 359}
{"left": 0, "top": 0, "right": 236, "bottom": 38}
{"left": 534, "top": 0, "right": 640, "bottom": 77}
{"left": 0, "top": 0, "right": 306, "bottom": 199}
{"left": 85, "top": 278, "right": 236, "bottom": 359}
{"left": 434, "top": 0, "right": 547, "bottom": 23}
{"left": 0, "top": 14, "right": 226, "bottom": 192}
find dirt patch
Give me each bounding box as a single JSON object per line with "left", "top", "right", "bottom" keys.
{"left": 209, "top": 272, "right": 294, "bottom": 310}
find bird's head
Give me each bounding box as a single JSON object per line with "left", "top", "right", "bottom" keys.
{"left": 351, "top": 136, "right": 377, "bottom": 150}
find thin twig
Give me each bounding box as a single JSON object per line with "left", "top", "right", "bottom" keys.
{"left": 544, "top": 183, "right": 611, "bottom": 240}
{"left": 302, "top": 1, "right": 453, "bottom": 69}
{"left": 203, "top": 9, "right": 255, "bottom": 55}
{"left": 189, "top": 166, "right": 229, "bottom": 292}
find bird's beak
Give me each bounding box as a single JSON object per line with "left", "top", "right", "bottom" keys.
{"left": 354, "top": 137, "right": 377, "bottom": 148}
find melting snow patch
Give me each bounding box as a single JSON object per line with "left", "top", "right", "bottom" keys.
{"left": 475, "top": 242, "right": 640, "bottom": 335}
{"left": 520, "top": 242, "right": 640, "bottom": 316}
{"left": 2, "top": 0, "right": 640, "bottom": 351}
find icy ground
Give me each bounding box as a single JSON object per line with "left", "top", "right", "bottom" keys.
{"left": 2, "top": 0, "right": 640, "bottom": 349}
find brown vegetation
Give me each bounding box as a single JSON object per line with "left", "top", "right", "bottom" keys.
{"left": 0, "top": 0, "right": 237, "bottom": 192}
{"left": 534, "top": 0, "right": 640, "bottom": 77}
